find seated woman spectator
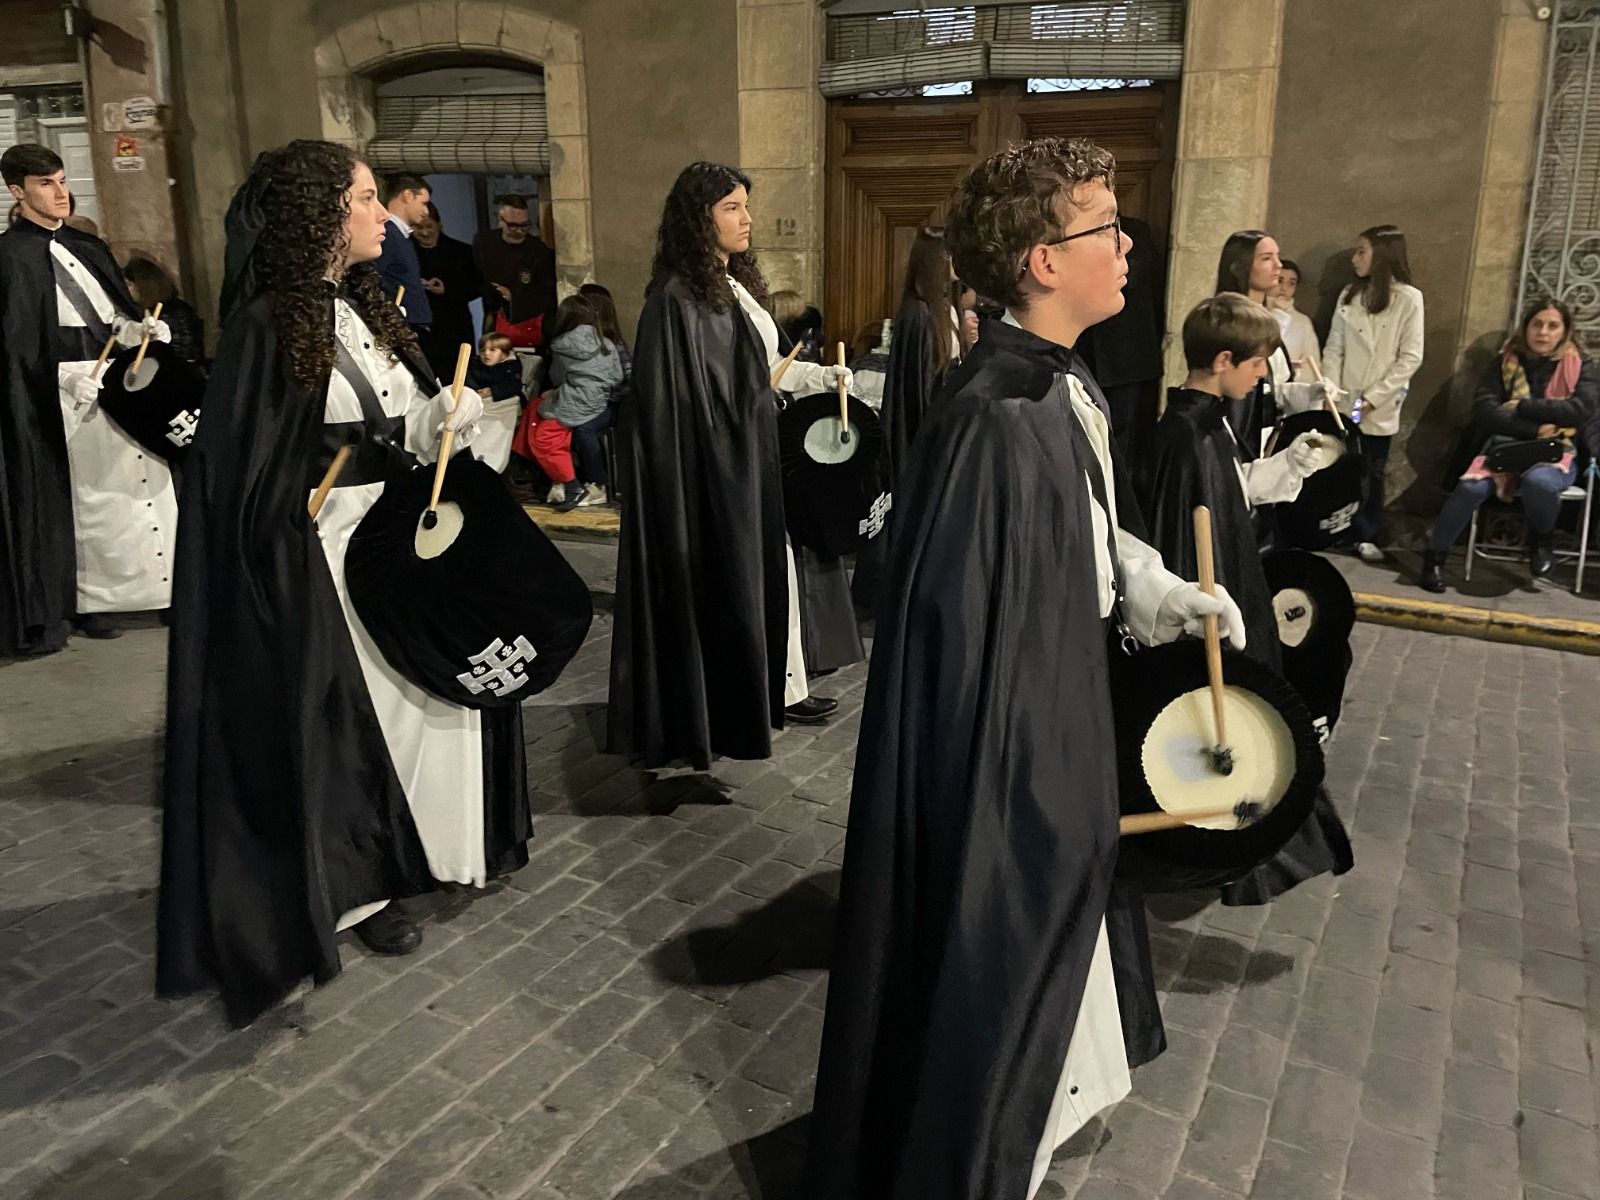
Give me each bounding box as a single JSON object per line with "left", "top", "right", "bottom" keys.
{"left": 125, "top": 255, "right": 206, "bottom": 366}
{"left": 1420, "top": 296, "right": 1597, "bottom": 591}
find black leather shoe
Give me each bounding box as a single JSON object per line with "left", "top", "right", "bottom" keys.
{"left": 354, "top": 905, "right": 422, "bottom": 956}
{"left": 72, "top": 614, "right": 122, "bottom": 640}
{"left": 1419, "top": 551, "right": 1446, "bottom": 594}
{"left": 784, "top": 695, "right": 838, "bottom": 724}
{"left": 1530, "top": 536, "right": 1554, "bottom": 579}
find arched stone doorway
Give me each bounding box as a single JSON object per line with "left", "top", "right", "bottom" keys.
{"left": 313, "top": 2, "right": 595, "bottom": 292}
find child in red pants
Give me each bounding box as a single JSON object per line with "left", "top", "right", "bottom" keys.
{"left": 526, "top": 294, "right": 624, "bottom": 510}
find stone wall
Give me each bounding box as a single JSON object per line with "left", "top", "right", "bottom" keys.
{"left": 1267, "top": 0, "right": 1506, "bottom": 513}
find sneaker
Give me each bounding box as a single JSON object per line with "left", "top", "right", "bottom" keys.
{"left": 546, "top": 483, "right": 566, "bottom": 505}
{"left": 1356, "top": 542, "right": 1383, "bottom": 563}
{"left": 553, "top": 483, "right": 589, "bottom": 513}
{"left": 577, "top": 484, "right": 608, "bottom": 507}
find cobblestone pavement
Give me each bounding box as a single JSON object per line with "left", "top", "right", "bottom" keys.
{"left": 1, "top": 543, "right": 1597, "bottom": 1200}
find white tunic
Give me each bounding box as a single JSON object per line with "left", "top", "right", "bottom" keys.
{"left": 316, "top": 301, "right": 487, "bottom": 926}
{"left": 732, "top": 278, "right": 830, "bottom": 708}
{"left": 52, "top": 240, "right": 177, "bottom": 613}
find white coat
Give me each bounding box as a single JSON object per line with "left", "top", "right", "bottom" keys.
{"left": 1323, "top": 283, "right": 1425, "bottom": 437}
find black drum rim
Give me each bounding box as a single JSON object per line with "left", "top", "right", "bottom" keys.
{"left": 1262, "top": 549, "right": 1357, "bottom": 656}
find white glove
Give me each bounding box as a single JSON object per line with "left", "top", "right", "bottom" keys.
{"left": 113, "top": 314, "right": 172, "bottom": 347}
{"left": 435, "top": 386, "right": 484, "bottom": 436}
{"left": 64, "top": 371, "right": 103, "bottom": 410}
{"left": 1286, "top": 431, "right": 1324, "bottom": 478}
{"left": 820, "top": 364, "right": 855, "bottom": 395}
{"left": 1151, "top": 582, "right": 1247, "bottom": 652}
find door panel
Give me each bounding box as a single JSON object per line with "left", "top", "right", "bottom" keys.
{"left": 824, "top": 82, "right": 1178, "bottom": 350}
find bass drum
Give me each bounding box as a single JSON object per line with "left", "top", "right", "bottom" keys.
{"left": 1109, "top": 640, "right": 1325, "bottom": 893}
{"left": 1262, "top": 549, "right": 1356, "bottom": 742}
{"left": 97, "top": 343, "right": 206, "bottom": 465}
{"left": 1274, "top": 410, "right": 1363, "bottom": 551}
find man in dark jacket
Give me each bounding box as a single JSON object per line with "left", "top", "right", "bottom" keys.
{"left": 1078, "top": 213, "right": 1164, "bottom": 463}
{"left": 472, "top": 192, "right": 557, "bottom": 348}
{"left": 373, "top": 173, "right": 433, "bottom": 353}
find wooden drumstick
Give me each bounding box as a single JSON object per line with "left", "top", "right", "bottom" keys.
{"left": 1120, "top": 799, "right": 1263, "bottom": 836}
{"left": 307, "top": 444, "right": 353, "bottom": 520}
{"left": 130, "top": 302, "right": 163, "bottom": 377}
{"left": 1306, "top": 355, "right": 1346, "bottom": 431}
{"left": 770, "top": 341, "right": 805, "bottom": 389}
{"left": 423, "top": 343, "right": 473, "bottom": 530}
{"left": 394, "top": 285, "right": 406, "bottom": 312}
{"left": 836, "top": 341, "right": 851, "bottom": 444}
{"left": 1193, "top": 506, "right": 1233, "bottom": 776}
{"left": 90, "top": 333, "right": 117, "bottom": 379}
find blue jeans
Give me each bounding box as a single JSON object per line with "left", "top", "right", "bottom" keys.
{"left": 1427, "top": 459, "right": 1578, "bottom": 553}
{"left": 571, "top": 407, "right": 614, "bottom": 488}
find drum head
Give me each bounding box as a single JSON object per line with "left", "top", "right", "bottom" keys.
{"left": 778, "top": 391, "right": 889, "bottom": 558}
{"left": 98, "top": 342, "right": 206, "bottom": 464}
{"left": 345, "top": 454, "right": 594, "bottom": 708}
{"left": 1110, "top": 641, "right": 1325, "bottom": 893}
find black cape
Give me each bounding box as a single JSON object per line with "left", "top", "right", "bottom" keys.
{"left": 805, "top": 319, "right": 1156, "bottom": 1199}
{"left": 0, "top": 218, "right": 140, "bottom": 655}
{"left": 1135, "top": 388, "right": 1353, "bottom": 906}
{"left": 416, "top": 232, "right": 480, "bottom": 380}
{"left": 607, "top": 275, "right": 787, "bottom": 769}
{"left": 157, "top": 290, "right": 529, "bottom": 1026}
{"left": 852, "top": 296, "right": 948, "bottom": 615}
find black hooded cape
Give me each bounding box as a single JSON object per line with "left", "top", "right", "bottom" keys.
{"left": 1135, "top": 388, "right": 1352, "bottom": 907}
{"left": 0, "top": 219, "right": 140, "bottom": 655}
{"left": 157, "top": 290, "right": 529, "bottom": 1026}
{"left": 805, "top": 319, "right": 1158, "bottom": 1199}
{"left": 852, "top": 296, "right": 948, "bottom": 615}
{"left": 607, "top": 274, "right": 787, "bottom": 769}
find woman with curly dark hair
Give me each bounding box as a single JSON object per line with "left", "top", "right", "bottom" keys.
{"left": 608, "top": 161, "right": 854, "bottom": 769}
{"left": 156, "top": 140, "right": 534, "bottom": 1027}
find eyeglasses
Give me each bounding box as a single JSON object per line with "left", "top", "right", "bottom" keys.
{"left": 1019, "top": 214, "right": 1125, "bottom": 277}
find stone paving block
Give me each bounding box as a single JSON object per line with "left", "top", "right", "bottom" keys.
{"left": 242, "top": 1130, "right": 379, "bottom": 1199}
{"left": 1435, "top": 1111, "right": 1521, "bottom": 1200}
{"left": 347, "top": 1105, "right": 503, "bottom": 1200}
{"left": 1519, "top": 1060, "right": 1597, "bottom": 1127}
{"left": 1087, "top": 1099, "right": 1187, "bottom": 1194}
{"left": 1442, "top": 1056, "right": 1519, "bottom": 1128}
{"left": 1245, "top": 1136, "right": 1343, "bottom": 1200}
{"left": 337, "top": 1009, "right": 461, "bottom": 1096}
{"left": 1520, "top": 996, "right": 1590, "bottom": 1068}
{"left": 466, "top": 1039, "right": 587, "bottom": 1120}
{"left": 347, "top": 1067, "right": 466, "bottom": 1156}
{"left": 1341, "top": 1120, "right": 1433, "bottom": 1199}
{"left": 1177, "top": 1086, "right": 1270, "bottom": 1194}
{"left": 1205, "top": 1023, "right": 1288, "bottom": 1102}
{"left": 1518, "top": 1108, "right": 1600, "bottom": 1198}
{"left": 1359, "top": 1049, "right": 1446, "bottom": 1143}
{"left": 457, "top": 1104, "right": 584, "bottom": 1196}
{"left": 434, "top": 994, "right": 565, "bottom": 1085}
{"left": 1453, "top": 949, "right": 1522, "bottom": 1005}
{"left": 540, "top": 1094, "right": 684, "bottom": 1198}
{"left": 1265, "top": 1061, "right": 1361, "bottom": 1157}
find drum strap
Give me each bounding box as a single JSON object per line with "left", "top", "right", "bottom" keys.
{"left": 52, "top": 257, "right": 114, "bottom": 343}
{"left": 331, "top": 338, "right": 394, "bottom": 430}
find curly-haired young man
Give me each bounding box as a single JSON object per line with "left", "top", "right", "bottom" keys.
{"left": 805, "top": 137, "right": 1247, "bottom": 1200}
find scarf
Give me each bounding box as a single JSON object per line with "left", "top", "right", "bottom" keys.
{"left": 1462, "top": 344, "right": 1581, "bottom": 497}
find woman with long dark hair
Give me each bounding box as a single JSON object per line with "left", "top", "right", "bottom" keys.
{"left": 124, "top": 255, "right": 206, "bottom": 366}
{"left": 1420, "top": 297, "right": 1596, "bottom": 590}
{"left": 1213, "top": 229, "right": 1291, "bottom": 459}
{"left": 1324, "top": 224, "right": 1425, "bottom": 561}
{"left": 157, "top": 141, "right": 534, "bottom": 1027}
{"left": 608, "top": 162, "right": 853, "bottom": 768}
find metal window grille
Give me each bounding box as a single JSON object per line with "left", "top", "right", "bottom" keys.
{"left": 365, "top": 93, "right": 549, "bottom": 174}
{"left": 820, "top": 1, "right": 1183, "bottom": 98}
{"left": 1520, "top": 2, "right": 1600, "bottom": 343}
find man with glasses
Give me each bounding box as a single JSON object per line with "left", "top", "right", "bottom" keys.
{"left": 804, "top": 137, "right": 1244, "bottom": 1200}
{"left": 472, "top": 192, "right": 557, "bottom": 349}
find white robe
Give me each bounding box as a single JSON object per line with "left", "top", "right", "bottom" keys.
{"left": 732, "top": 278, "right": 827, "bottom": 708}
{"left": 317, "top": 301, "right": 487, "bottom": 929}
{"left": 51, "top": 240, "right": 177, "bottom": 613}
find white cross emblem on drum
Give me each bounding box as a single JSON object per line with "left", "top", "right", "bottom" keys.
{"left": 166, "top": 409, "right": 199, "bottom": 447}
{"left": 456, "top": 635, "right": 539, "bottom": 697}
{"left": 858, "top": 491, "right": 892, "bottom": 538}
{"left": 1318, "top": 501, "right": 1358, "bottom": 535}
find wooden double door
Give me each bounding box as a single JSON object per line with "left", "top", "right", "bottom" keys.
{"left": 824, "top": 81, "right": 1179, "bottom": 350}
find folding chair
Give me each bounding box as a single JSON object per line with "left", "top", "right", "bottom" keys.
{"left": 1465, "top": 457, "right": 1596, "bottom": 592}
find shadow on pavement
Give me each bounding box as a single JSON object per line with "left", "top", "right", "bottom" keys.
{"left": 649, "top": 870, "right": 839, "bottom": 988}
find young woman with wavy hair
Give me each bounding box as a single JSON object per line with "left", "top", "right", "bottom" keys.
{"left": 608, "top": 162, "right": 854, "bottom": 768}
{"left": 157, "top": 141, "right": 533, "bottom": 1027}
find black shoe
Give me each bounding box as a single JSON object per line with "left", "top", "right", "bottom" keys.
{"left": 1530, "top": 536, "right": 1554, "bottom": 579}
{"left": 1419, "top": 551, "right": 1446, "bottom": 594}
{"left": 353, "top": 905, "right": 422, "bottom": 956}
{"left": 785, "top": 695, "right": 838, "bottom": 725}
{"left": 553, "top": 483, "right": 589, "bottom": 513}
{"left": 72, "top": 614, "right": 122, "bottom": 640}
